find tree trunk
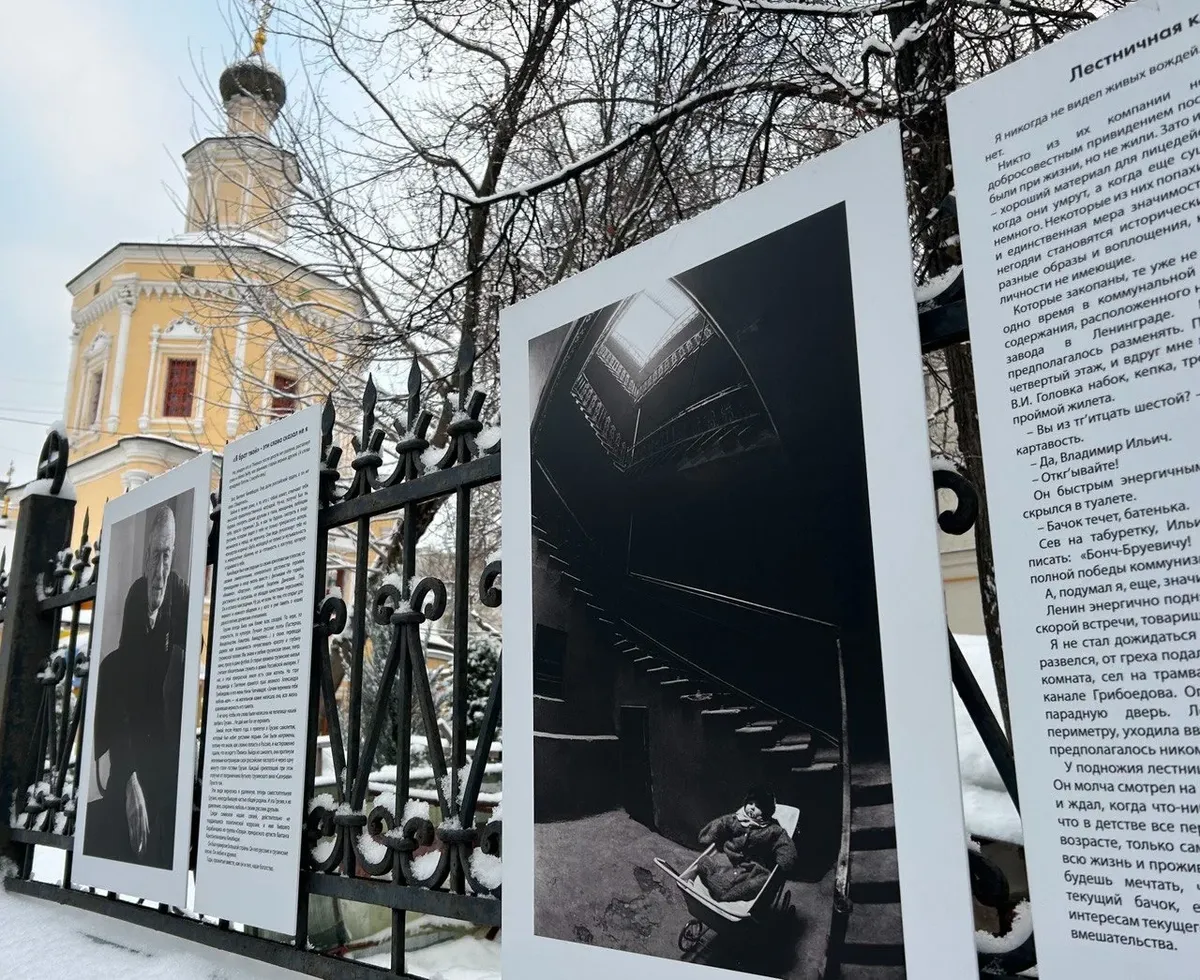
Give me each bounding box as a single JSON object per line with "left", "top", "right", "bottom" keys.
{"left": 889, "top": 1, "right": 1012, "bottom": 738}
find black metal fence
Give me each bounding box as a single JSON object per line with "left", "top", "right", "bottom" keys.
{"left": 0, "top": 317, "right": 1034, "bottom": 979}
{"left": 0, "top": 341, "right": 502, "bottom": 979}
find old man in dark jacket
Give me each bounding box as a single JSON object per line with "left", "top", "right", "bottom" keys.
{"left": 84, "top": 503, "right": 189, "bottom": 869}
{"left": 697, "top": 786, "right": 796, "bottom": 902}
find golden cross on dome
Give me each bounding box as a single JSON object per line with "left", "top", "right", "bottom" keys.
{"left": 250, "top": 1, "right": 274, "bottom": 56}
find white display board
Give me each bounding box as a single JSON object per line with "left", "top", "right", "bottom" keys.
{"left": 500, "top": 123, "right": 976, "bottom": 980}
{"left": 193, "top": 405, "right": 321, "bottom": 933}
{"left": 72, "top": 453, "right": 212, "bottom": 907}
{"left": 949, "top": 2, "right": 1200, "bottom": 974}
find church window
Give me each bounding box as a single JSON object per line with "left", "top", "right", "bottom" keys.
{"left": 162, "top": 358, "right": 197, "bottom": 417}
{"left": 179, "top": 265, "right": 195, "bottom": 278}
{"left": 82, "top": 369, "right": 104, "bottom": 427}
{"left": 271, "top": 372, "right": 298, "bottom": 416}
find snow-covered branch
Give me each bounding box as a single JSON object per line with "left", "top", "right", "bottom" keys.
{"left": 449, "top": 74, "right": 877, "bottom": 209}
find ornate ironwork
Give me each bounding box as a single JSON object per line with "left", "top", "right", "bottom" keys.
{"left": 2, "top": 339, "right": 503, "bottom": 975}
{"left": 35, "top": 426, "right": 68, "bottom": 498}
{"left": 7, "top": 481, "right": 104, "bottom": 857}
{"left": 303, "top": 339, "right": 503, "bottom": 911}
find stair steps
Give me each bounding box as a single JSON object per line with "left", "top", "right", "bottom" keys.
{"left": 851, "top": 803, "right": 897, "bottom": 851}
{"left": 836, "top": 964, "right": 906, "bottom": 980}
{"left": 791, "top": 761, "right": 839, "bottom": 774}
{"left": 848, "top": 848, "right": 901, "bottom": 904}
{"left": 841, "top": 901, "right": 905, "bottom": 967}
{"left": 835, "top": 766, "right": 905, "bottom": 980}
{"left": 850, "top": 768, "right": 894, "bottom": 808}
{"left": 735, "top": 721, "right": 780, "bottom": 737}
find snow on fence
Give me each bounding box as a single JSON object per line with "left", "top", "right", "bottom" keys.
{"left": 0, "top": 360, "right": 505, "bottom": 980}
{"left": 313, "top": 733, "right": 503, "bottom": 809}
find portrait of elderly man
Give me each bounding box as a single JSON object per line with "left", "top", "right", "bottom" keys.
{"left": 83, "top": 500, "right": 191, "bottom": 869}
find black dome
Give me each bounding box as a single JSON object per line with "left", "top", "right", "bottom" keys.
{"left": 219, "top": 57, "right": 286, "bottom": 107}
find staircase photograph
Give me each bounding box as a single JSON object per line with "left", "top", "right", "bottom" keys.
{"left": 524, "top": 206, "right": 913, "bottom": 979}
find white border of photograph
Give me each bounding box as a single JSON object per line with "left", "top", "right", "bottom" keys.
{"left": 500, "top": 122, "right": 977, "bottom": 980}
{"left": 71, "top": 452, "right": 212, "bottom": 907}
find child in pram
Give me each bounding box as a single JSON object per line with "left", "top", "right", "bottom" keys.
{"left": 695, "top": 786, "right": 797, "bottom": 902}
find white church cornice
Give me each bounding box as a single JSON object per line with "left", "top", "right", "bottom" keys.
{"left": 67, "top": 241, "right": 360, "bottom": 301}
{"left": 183, "top": 133, "right": 297, "bottom": 171}
{"left": 162, "top": 316, "right": 205, "bottom": 339}
{"left": 70, "top": 274, "right": 359, "bottom": 341}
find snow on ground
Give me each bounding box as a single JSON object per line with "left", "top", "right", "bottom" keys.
{"left": 18, "top": 847, "right": 499, "bottom": 979}
{"left": 953, "top": 634, "right": 1022, "bottom": 845}
{"left": 362, "top": 935, "right": 499, "bottom": 979}
{"left": 0, "top": 874, "right": 302, "bottom": 979}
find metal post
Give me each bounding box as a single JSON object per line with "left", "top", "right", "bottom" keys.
{"left": 0, "top": 486, "right": 75, "bottom": 869}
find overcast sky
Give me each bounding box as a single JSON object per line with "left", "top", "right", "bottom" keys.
{"left": 0, "top": 1, "right": 305, "bottom": 482}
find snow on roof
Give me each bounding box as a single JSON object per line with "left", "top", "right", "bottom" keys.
{"left": 23, "top": 477, "right": 76, "bottom": 501}
{"left": 954, "top": 634, "right": 1022, "bottom": 845}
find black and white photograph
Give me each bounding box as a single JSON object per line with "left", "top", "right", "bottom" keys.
{"left": 72, "top": 454, "right": 211, "bottom": 907}
{"left": 528, "top": 203, "right": 901, "bottom": 979}
{"left": 502, "top": 125, "right": 976, "bottom": 980}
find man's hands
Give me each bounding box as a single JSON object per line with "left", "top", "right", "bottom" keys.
{"left": 125, "top": 772, "right": 149, "bottom": 857}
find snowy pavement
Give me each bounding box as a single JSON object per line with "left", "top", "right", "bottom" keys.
{"left": 6, "top": 846, "right": 500, "bottom": 979}
{"left": 0, "top": 878, "right": 302, "bottom": 980}
{"left": 0, "top": 877, "right": 501, "bottom": 980}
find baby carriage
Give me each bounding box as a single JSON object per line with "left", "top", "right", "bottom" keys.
{"left": 653, "top": 803, "right": 801, "bottom": 957}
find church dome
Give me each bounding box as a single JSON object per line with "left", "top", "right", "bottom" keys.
{"left": 219, "top": 55, "right": 286, "bottom": 109}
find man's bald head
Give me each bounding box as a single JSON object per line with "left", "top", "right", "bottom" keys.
{"left": 144, "top": 505, "right": 176, "bottom": 618}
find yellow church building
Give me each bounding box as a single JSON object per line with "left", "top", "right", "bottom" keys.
{"left": 11, "top": 44, "right": 365, "bottom": 543}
